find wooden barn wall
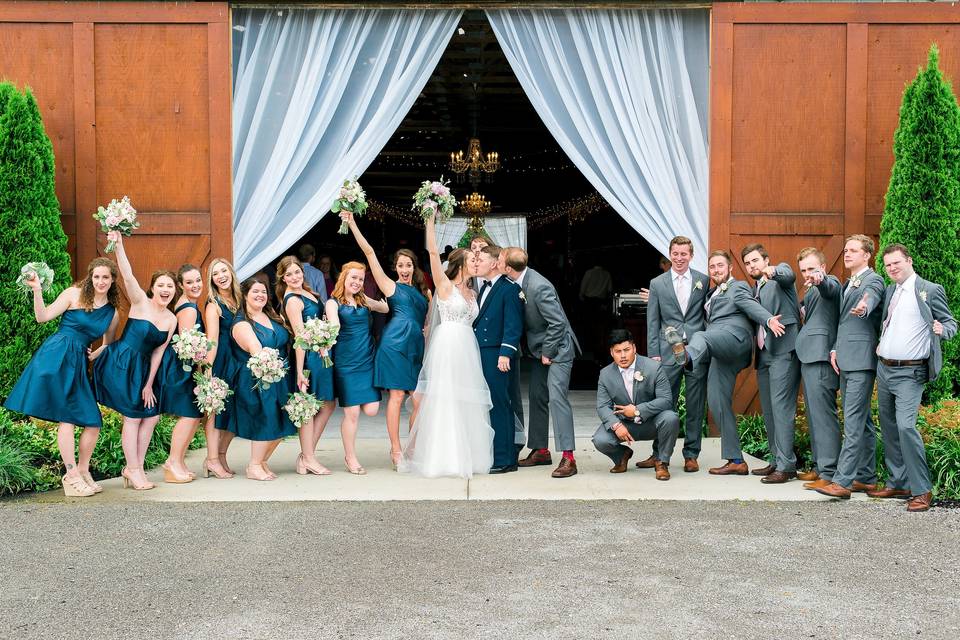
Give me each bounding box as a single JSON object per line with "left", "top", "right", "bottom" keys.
{"left": 0, "top": 1, "right": 231, "bottom": 283}
{"left": 710, "top": 3, "right": 960, "bottom": 415}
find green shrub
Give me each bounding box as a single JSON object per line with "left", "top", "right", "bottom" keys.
{"left": 0, "top": 83, "right": 72, "bottom": 400}
{"left": 0, "top": 438, "right": 35, "bottom": 496}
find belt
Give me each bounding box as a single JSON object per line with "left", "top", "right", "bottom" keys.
{"left": 879, "top": 357, "right": 927, "bottom": 367}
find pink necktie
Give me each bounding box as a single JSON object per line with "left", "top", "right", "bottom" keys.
{"left": 757, "top": 324, "right": 766, "bottom": 350}
{"left": 621, "top": 369, "right": 633, "bottom": 398}
{"left": 800, "top": 304, "right": 806, "bottom": 322}
{"left": 882, "top": 286, "right": 902, "bottom": 333}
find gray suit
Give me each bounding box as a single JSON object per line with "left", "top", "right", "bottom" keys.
{"left": 751, "top": 264, "right": 801, "bottom": 472}
{"left": 876, "top": 276, "right": 957, "bottom": 496}
{"left": 517, "top": 268, "right": 580, "bottom": 452}
{"left": 831, "top": 268, "right": 885, "bottom": 489}
{"left": 686, "top": 279, "right": 773, "bottom": 461}
{"left": 796, "top": 275, "right": 841, "bottom": 479}
{"left": 591, "top": 356, "right": 680, "bottom": 465}
{"left": 646, "top": 268, "right": 710, "bottom": 459}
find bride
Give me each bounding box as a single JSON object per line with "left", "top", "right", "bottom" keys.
{"left": 399, "top": 214, "right": 494, "bottom": 478}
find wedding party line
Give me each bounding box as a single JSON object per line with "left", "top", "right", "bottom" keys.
{"left": 4, "top": 193, "right": 955, "bottom": 512}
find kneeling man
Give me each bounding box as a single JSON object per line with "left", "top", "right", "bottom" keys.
{"left": 592, "top": 329, "right": 679, "bottom": 480}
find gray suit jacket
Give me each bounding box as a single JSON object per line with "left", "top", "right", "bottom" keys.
{"left": 796, "top": 275, "right": 840, "bottom": 365}
{"left": 751, "top": 263, "right": 800, "bottom": 357}
{"left": 833, "top": 268, "right": 885, "bottom": 372}
{"left": 646, "top": 268, "right": 710, "bottom": 358}
{"left": 596, "top": 356, "right": 672, "bottom": 431}
{"left": 519, "top": 268, "right": 580, "bottom": 361}
{"left": 704, "top": 279, "right": 773, "bottom": 343}
{"left": 880, "top": 276, "right": 958, "bottom": 382}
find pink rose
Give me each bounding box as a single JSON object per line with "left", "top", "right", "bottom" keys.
{"left": 105, "top": 214, "right": 120, "bottom": 227}
{"left": 430, "top": 182, "right": 445, "bottom": 195}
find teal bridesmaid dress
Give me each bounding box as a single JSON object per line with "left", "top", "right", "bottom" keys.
{"left": 332, "top": 304, "right": 380, "bottom": 407}
{"left": 284, "top": 293, "right": 335, "bottom": 402}
{"left": 4, "top": 304, "right": 115, "bottom": 428}
{"left": 374, "top": 283, "right": 428, "bottom": 391}
{"left": 224, "top": 317, "right": 296, "bottom": 441}
{"left": 211, "top": 299, "right": 238, "bottom": 430}
{"left": 157, "top": 302, "right": 204, "bottom": 418}
{"left": 92, "top": 318, "right": 169, "bottom": 419}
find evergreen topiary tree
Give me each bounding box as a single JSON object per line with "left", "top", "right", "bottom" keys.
{"left": 0, "top": 83, "right": 71, "bottom": 399}
{"left": 878, "top": 45, "right": 960, "bottom": 401}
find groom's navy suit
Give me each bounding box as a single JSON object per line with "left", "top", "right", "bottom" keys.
{"left": 474, "top": 275, "right": 525, "bottom": 468}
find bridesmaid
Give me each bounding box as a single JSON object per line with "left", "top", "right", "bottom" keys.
{"left": 325, "top": 262, "right": 389, "bottom": 474}
{"left": 224, "top": 277, "right": 297, "bottom": 480}
{"left": 157, "top": 264, "right": 205, "bottom": 483}
{"left": 342, "top": 211, "right": 430, "bottom": 468}
{"left": 92, "top": 231, "right": 177, "bottom": 491}
{"left": 277, "top": 256, "right": 336, "bottom": 476}
{"left": 4, "top": 258, "right": 122, "bottom": 497}
{"left": 203, "top": 258, "right": 242, "bottom": 478}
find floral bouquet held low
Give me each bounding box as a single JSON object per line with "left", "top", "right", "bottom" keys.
{"left": 193, "top": 372, "right": 233, "bottom": 416}
{"left": 247, "top": 347, "right": 288, "bottom": 391}
{"left": 93, "top": 196, "right": 139, "bottom": 253}
{"left": 412, "top": 177, "right": 457, "bottom": 223}
{"left": 15, "top": 261, "right": 55, "bottom": 295}
{"left": 331, "top": 178, "right": 367, "bottom": 234}
{"left": 293, "top": 317, "right": 339, "bottom": 367}
{"left": 171, "top": 325, "right": 216, "bottom": 372}
{"left": 284, "top": 390, "right": 324, "bottom": 429}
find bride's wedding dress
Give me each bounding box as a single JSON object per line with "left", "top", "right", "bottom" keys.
{"left": 399, "top": 286, "right": 494, "bottom": 478}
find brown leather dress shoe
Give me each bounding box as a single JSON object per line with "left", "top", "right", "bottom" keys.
{"left": 654, "top": 461, "right": 670, "bottom": 481}
{"left": 761, "top": 470, "right": 797, "bottom": 484}
{"left": 906, "top": 492, "right": 932, "bottom": 512}
{"left": 866, "top": 486, "right": 911, "bottom": 499}
{"left": 683, "top": 458, "right": 699, "bottom": 473}
{"left": 815, "top": 482, "right": 852, "bottom": 499}
{"left": 551, "top": 457, "right": 577, "bottom": 478}
{"left": 751, "top": 464, "right": 774, "bottom": 476}
{"left": 850, "top": 481, "right": 877, "bottom": 493}
{"left": 709, "top": 461, "right": 748, "bottom": 475}
{"left": 609, "top": 447, "right": 633, "bottom": 473}
{"left": 518, "top": 449, "right": 553, "bottom": 467}
{"left": 796, "top": 470, "right": 819, "bottom": 482}
{"left": 804, "top": 478, "right": 832, "bottom": 491}
{"left": 635, "top": 455, "right": 657, "bottom": 469}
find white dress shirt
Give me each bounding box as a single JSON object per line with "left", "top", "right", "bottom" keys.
{"left": 512, "top": 268, "right": 528, "bottom": 289}
{"left": 877, "top": 273, "right": 930, "bottom": 360}
{"left": 617, "top": 358, "right": 643, "bottom": 424}
{"left": 844, "top": 266, "right": 870, "bottom": 296}
{"left": 479, "top": 273, "right": 501, "bottom": 309}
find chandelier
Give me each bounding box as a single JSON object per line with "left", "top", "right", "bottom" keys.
{"left": 449, "top": 138, "right": 499, "bottom": 186}
{"left": 461, "top": 192, "right": 491, "bottom": 235}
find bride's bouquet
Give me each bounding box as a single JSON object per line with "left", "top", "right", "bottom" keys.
{"left": 412, "top": 177, "right": 457, "bottom": 223}
{"left": 284, "top": 389, "right": 324, "bottom": 428}
{"left": 171, "top": 324, "right": 216, "bottom": 372}
{"left": 193, "top": 371, "right": 232, "bottom": 416}
{"left": 330, "top": 178, "right": 367, "bottom": 234}
{"left": 247, "top": 347, "right": 288, "bottom": 391}
{"left": 15, "top": 261, "right": 55, "bottom": 294}
{"left": 93, "top": 196, "right": 139, "bottom": 253}
{"left": 293, "top": 317, "right": 339, "bottom": 367}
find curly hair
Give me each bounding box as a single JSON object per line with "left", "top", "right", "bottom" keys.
{"left": 77, "top": 257, "right": 126, "bottom": 311}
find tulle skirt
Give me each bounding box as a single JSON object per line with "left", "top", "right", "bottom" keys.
{"left": 399, "top": 322, "right": 493, "bottom": 478}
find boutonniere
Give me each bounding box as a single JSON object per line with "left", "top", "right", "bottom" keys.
{"left": 758, "top": 276, "right": 768, "bottom": 287}
{"left": 919, "top": 290, "right": 928, "bottom": 303}
{"left": 850, "top": 276, "right": 862, "bottom": 289}
{"left": 518, "top": 291, "right": 526, "bottom": 302}
{"left": 719, "top": 282, "right": 729, "bottom": 293}
{"left": 694, "top": 280, "right": 703, "bottom": 291}
{"left": 633, "top": 371, "right": 644, "bottom": 383}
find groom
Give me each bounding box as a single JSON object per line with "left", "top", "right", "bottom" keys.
{"left": 473, "top": 245, "right": 525, "bottom": 473}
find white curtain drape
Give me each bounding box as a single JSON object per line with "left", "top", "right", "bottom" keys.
{"left": 232, "top": 8, "right": 462, "bottom": 278}
{"left": 434, "top": 217, "right": 528, "bottom": 251}
{"left": 486, "top": 9, "right": 710, "bottom": 269}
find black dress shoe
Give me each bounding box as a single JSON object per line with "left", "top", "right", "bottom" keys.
{"left": 489, "top": 465, "right": 518, "bottom": 474}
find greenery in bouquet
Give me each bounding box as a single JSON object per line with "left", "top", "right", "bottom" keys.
{"left": 284, "top": 390, "right": 324, "bottom": 428}
{"left": 193, "top": 371, "right": 232, "bottom": 416}
{"left": 171, "top": 324, "right": 216, "bottom": 372}
{"left": 331, "top": 178, "right": 367, "bottom": 234}
{"left": 15, "top": 261, "right": 55, "bottom": 295}
{"left": 413, "top": 176, "right": 457, "bottom": 223}
{"left": 247, "top": 347, "right": 288, "bottom": 391}
{"left": 293, "top": 317, "right": 339, "bottom": 367}
{"left": 93, "top": 196, "right": 139, "bottom": 253}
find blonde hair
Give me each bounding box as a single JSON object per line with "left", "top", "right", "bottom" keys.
{"left": 797, "top": 247, "right": 825, "bottom": 264}
{"left": 205, "top": 257, "right": 241, "bottom": 313}
{"left": 845, "top": 234, "right": 875, "bottom": 257}
{"left": 332, "top": 261, "right": 368, "bottom": 308}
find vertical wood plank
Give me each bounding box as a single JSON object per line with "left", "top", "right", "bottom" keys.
{"left": 709, "top": 20, "right": 734, "bottom": 257}
{"left": 844, "top": 23, "right": 869, "bottom": 243}
{"left": 207, "top": 18, "right": 233, "bottom": 265}
{"left": 72, "top": 21, "right": 97, "bottom": 270}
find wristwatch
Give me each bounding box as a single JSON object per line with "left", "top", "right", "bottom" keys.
{"left": 633, "top": 414, "right": 643, "bottom": 425}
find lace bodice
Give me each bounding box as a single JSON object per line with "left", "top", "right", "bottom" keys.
{"left": 436, "top": 287, "right": 478, "bottom": 326}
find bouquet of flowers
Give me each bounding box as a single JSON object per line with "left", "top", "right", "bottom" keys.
{"left": 284, "top": 390, "right": 324, "bottom": 428}
{"left": 171, "top": 325, "right": 216, "bottom": 372}
{"left": 247, "top": 347, "right": 288, "bottom": 391}
{"left": 15, "top": 261, "right": 55, "bottom": 294}
{"left": 330, "top": 178, "right": 367, "bottom": 234}
{"left": 412, "top": 177, "right": 457, "bottom": 223}
{"left": 193, "top": 371, "right": 232, "bottom": 416}
{"left": 93, "top": 196, "right": 139, "bottom": 253}
{"left": 293, "top": 317, "right": 339, "bottom": 367}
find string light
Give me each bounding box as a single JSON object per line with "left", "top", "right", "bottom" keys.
{"left": 527, "top": 193, "right": 611, "bottom": 230}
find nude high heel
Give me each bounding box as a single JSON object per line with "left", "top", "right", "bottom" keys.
{"left": 345, "top": 458, "right": 367, "bottom": 475}
{"left": 62, "top": 474, "right": 95, "bottom": 497}
{"left": 80, "top": 471, "right": 103, "bottom": 493}
{"left": 202, "top": 458, "right": 233, "bottom": 479}
{"left": 121, "top": 468, "right": 156, "bottom": 491}
{"left": 246, "top": 464, "right": 275, "bottom": 481}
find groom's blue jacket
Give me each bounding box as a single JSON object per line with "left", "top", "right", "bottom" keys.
{"left": 473, "top": 276, "right": 525, "bottom": 358}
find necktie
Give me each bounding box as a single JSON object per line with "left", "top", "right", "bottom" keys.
{"left": 621, "top": 368, "right": 634, "bottom": 398}
{"left": 799, "top": 304, "right": 806, "bottom": 322}
{"left": 704, "top": 286, "right": 721, "bottom": 318}
{"left": 882, "top": 286, "right": 903, "bottom": 334}
{"left": 479, "top": 279, "right": 491, "bottom": 305}
{"left": 676, "top": 274, "right": 689, "bottom": 314}
{"left": 757, "top": 323, "right": 766, "bottom": 350}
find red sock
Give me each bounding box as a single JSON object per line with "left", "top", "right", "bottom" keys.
{"left": 537, "top": 448, "right": 550, "bottom": 455}
{"left": 562, "top": 450, "right": 575, "bottom": 461}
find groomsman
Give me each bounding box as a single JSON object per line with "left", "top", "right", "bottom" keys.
{"left": 645, "top": 236, "right": 710, "bottom": 472}
{"left": 868, "top": 244, "right": 956, "bottom": 512}
{"left": 666, "top": 250, "right": 784, "bottom": 475}
{"left": 816, "top": 235, "right": 885, "bottom": 499}
{"left": 592, "top": 329, "right": 679, "bottom": 480}
{"left": 740, "top": 244, "right": 801, "bottom": 483}
{"left": 794, "top": 248, "right": 841, "bottom": 486}
{"left": 501, "top": 248, "right": 581, "bottom": 478}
